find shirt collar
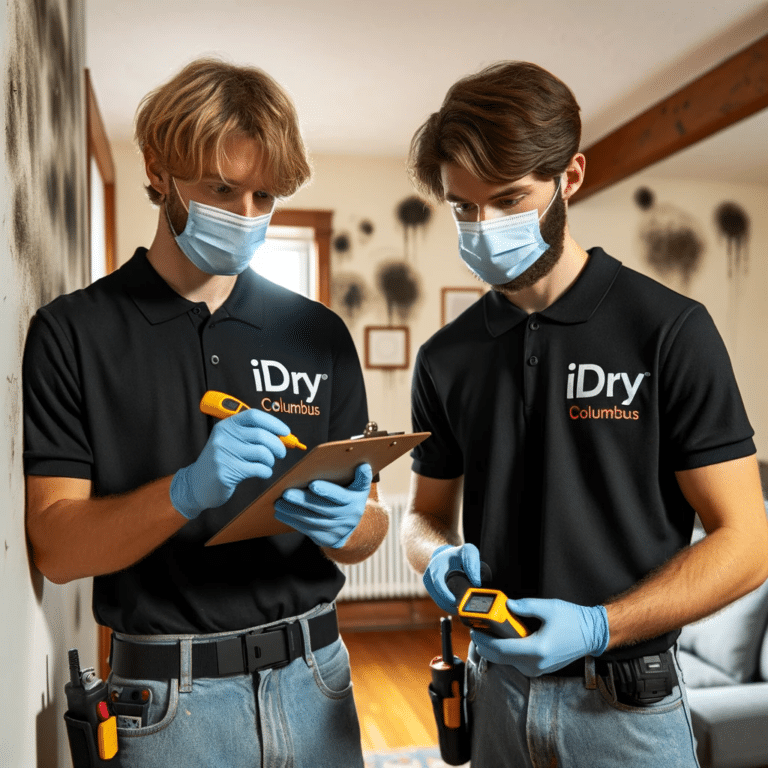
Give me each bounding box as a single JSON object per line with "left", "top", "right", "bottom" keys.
{"left": 121, "top": 248, "right": 263, "bottom": 328}
{"left": 484, "top": 247, "right": 622, "bottom": 337}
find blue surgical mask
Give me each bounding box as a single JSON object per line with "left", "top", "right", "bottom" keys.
{"left": 455, "top": 178, "right": 561, "bottom": 285}
{"left": 167, "top": 180, "right": 273, "bottom": 276}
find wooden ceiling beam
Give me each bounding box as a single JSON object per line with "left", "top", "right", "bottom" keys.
{"left": 572, "top": 33, "right": 768, "bottom": 204}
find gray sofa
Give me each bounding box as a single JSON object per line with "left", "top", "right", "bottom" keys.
{"left": 678, "top": 504, "right": 768, "bottom": 768}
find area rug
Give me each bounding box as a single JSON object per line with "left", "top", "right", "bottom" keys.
{"left": 363, "top": 746, "right": 469, "bottom": 767}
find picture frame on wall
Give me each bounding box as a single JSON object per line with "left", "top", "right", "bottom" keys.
{"left": 364, "top": 326, "right": 410, "bottom": 370}
{"left": 441, "top": 287, "right": 485, "bottom": 326}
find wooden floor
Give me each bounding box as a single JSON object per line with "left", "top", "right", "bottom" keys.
{"left": 343, "top": 623, "right": 472, "bottom": 752}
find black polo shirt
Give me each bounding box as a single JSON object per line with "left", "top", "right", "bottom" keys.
{"left": 411, "top": 247, "right": 755, "bottom": 661}
{"left": 23, "top": 248, "right": 370, "bottom": 634}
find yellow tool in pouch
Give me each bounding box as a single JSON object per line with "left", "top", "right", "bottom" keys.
{"left": 97, "top": 713, "right": 118, "bottom": 760}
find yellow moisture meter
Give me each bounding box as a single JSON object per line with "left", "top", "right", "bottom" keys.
{"left": 199, "top": 390, "right": 307, "bottom": 450}
{"left": 446, "top": 568, "right": 531, "bottom": 640}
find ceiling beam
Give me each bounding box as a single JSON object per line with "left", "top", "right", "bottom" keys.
{"left": 572, "top": 33, "right": 768, "bottom": 204}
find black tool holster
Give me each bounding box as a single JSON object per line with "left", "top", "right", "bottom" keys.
{"left": 428, "top": 655, "right": 471, "bottom": 765}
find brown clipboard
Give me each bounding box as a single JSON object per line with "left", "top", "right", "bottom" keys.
{"left": 205, "top": 431, "right": 430, "bottom": 546}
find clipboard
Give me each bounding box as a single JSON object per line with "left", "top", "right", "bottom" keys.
{"left": 205, "top": 430, "right": 430, "bottom": 546}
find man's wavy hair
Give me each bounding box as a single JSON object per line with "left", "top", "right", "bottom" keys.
{"left": 408, "top": 61, "right": 581, "bottom": 200}
{"left": 135, "top": 58, "right": 311, "bottom": 203}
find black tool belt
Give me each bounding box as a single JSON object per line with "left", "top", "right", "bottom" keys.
{"left": 110, "top": 608, "right": 338, "bottom": 681}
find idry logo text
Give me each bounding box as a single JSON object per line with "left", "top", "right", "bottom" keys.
{"left": 566, "top": 363, "right": 649, "bottom": 406}
{"left": 251, "top": 359, "right": 326, "bottom": 403}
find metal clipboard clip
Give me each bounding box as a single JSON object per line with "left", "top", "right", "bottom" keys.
{"left": 350, "top": 421, "right": 405, "bottom": 439}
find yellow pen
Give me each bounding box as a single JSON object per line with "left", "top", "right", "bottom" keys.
{"left": 199, "top": 390, "right": 307, "bottom": 450}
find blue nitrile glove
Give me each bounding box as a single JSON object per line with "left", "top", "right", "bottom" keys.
{"left": 470, "top": 597, "right": 610, "bottom": 676}
{"left": 170, "top": 409, "right": 289, "bottom": 519}
{"left": 274, "top": 463, "right": 373, "bottom": 548}
{"left": 423, "top": 542, "right": 482, "bottom": 614}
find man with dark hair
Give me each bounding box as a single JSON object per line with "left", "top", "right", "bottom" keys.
{"left": 402, "top": 61, "right": 768, "bottom": 767}
{"left": 24, "top": 58, "right": 385, "bottom": 767}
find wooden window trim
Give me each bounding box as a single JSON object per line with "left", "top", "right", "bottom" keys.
{"left": 270, "top": 208, "right": 332, "bottom": 306}
{"left": 85, "top": 69, "right": 117, "bottom": 276}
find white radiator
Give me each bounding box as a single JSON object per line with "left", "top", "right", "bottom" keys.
{"left": 337, "top": 494, "right": 428, "bottom": 601}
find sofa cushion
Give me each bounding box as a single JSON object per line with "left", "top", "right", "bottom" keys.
{"left": 761, "top": 627, "right": 768, "bottom": 682}
{"left": 678, "top": 649, "right": 738, "bottom": 688}
{"left": 687, "top": 684, "right": 768, "bottom": 768}
{"left": 680, "top": 506, "right": 768, "bottom": 684}
{"left": 678, "top": 574, "right": 768, "bottom": 683}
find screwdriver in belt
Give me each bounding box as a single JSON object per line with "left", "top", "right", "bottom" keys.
{"left": 199, "top": 390, "right": 307, "bottom": 450}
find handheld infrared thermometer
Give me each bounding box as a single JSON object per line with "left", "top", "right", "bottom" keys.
{"left": 446, "top": 566, "right": 531, "bottom": 639}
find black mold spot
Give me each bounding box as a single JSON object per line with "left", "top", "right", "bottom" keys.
{"left": 396, "top": 196, "right": 431, "bottom": 259}
{"left": 643, "top": 228, "right": 703, "bottom": 284}
{"left": 715, "top": 203, "right": 748, "bottom": 240}
{"left": 333, "top": 233, "right": 351, "bottom": 255}
{"left": 714, "top": 202, "right": 749, "bottom": 276}
{"left": 24, "top": 21, "right": 39, "bottom": 153}
{"left": 46, "top": 163, "right": 60, "bottom": 221}
{"left": 397, "top": 196, "right": 431, "bottom": 227}
{"left": 6, "top": 54, "right": 21, "bottom": 166}
{"left": 32, "top": 0, "right": 49, "bottom": 44}
{"left": 359, "top": 220, "right": 374, "bottom": 236}
{"left": 46, "top": 3, "right": 67, "bottom": 136}
{"left": 64, "top": 168, "right": 79, "bottom": 248}
{"left": 331, "top": 273, "right": 369, "bottom": 320}
{"left": 639, "top": 204, "right": 704, "bottom": 289}
{"left": 634, "top": 187, "right": 655, "bottom": 210}
{"left": 376, "top": 261, "right": 421, "bottom": 323}
{"left": 13, "top": 187, "right": 29, "bottom": 254}
{"left": 344, "top": 284, "right": 363, "bottom": 311}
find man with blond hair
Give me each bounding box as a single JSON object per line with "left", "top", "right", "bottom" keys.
{"left": 24, "top": 59, "right": 384, "bottom": 766}
{"left": 402, "top": 61, "right": 768, "bottom": 767}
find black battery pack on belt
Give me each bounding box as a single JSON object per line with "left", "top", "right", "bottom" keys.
{"left": 64, "top": 649, "right": 121, "bottom": 766}
{"left": 608, "top": 651, "right": 679, "bottom": 706}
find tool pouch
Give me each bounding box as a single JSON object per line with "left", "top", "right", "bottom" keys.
{"left": 64, "top": 712, "right": 120, "bottom": 767}
{"left": 428, "top": 656, "right": 471, "bottom": 765}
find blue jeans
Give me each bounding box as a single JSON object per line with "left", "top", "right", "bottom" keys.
{"left": 107, "top": 603, "right": 363, "bottom": 767}
{"left": 466, "top": 643, "right": 700, "bottom": 767}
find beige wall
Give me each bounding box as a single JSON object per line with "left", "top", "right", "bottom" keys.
{"left": 114, "top": 144, "right": 768, "bottom": 501}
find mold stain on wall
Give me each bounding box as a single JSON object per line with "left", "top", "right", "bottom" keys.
{"left": 714, "top": 201, "right": 750, "bottom": 278}
{"left": 331, "top": 272, "right": 370, "bottom": 323}
{"left": 376, "top": 260, "right": 421, "bottom": 325}
{"left": 396, "top": 195, "right": 431, "bottom": 260}
{"left": 3, "top": 1, "right": 89, "bottom": 762}
{"left": 634, "top": 187, "right": 704, "bottom": 291}
{"left": 6, "top": 0, "right": 88, "bottom": 312}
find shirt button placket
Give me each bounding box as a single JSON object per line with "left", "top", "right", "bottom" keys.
{"left": 202, "top": 316, "right": 223, "bottom": 390}
{"left": 524, "top": 315, "right": 540, "bottom": 407}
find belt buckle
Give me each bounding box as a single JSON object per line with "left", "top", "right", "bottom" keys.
{"left": 244, "top": 623, "right": 294, "bottom": 672}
